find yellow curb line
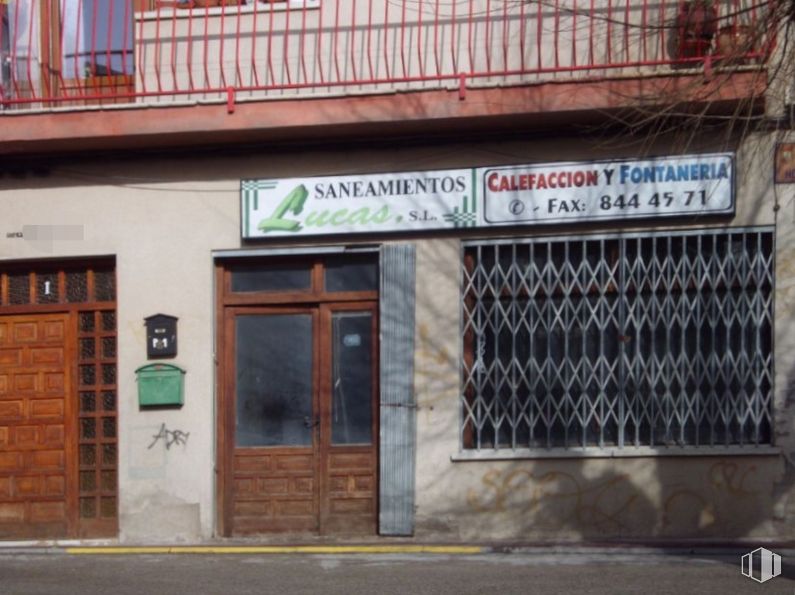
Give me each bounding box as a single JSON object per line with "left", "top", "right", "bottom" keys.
{"left": 66, "top": 545, "right": 484, "bottom": 555}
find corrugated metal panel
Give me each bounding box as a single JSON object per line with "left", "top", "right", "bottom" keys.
{"left": 379, "top": 244, "right": 417, "bottom": 536}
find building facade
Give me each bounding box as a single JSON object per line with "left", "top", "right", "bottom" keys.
{"left": 0, "top": 0, "right": 793, "bottom": 544}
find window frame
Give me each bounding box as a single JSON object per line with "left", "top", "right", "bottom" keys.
{"left": 458, "top": 227, "right": 777, "bottom": 458}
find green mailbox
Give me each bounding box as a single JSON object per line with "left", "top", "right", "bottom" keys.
{"left": 136, "top": 363, "right": 185, "bottom": 407}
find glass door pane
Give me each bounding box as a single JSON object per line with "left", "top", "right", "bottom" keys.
{"left": 331, "top": 312, "right": 373, "bottom": 445}
{"left": 235, "top": 314, "right": 313, "bottom": 447}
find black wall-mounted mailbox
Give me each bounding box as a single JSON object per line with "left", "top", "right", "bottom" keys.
{"left": 145, "top": 313, "right": 178, "bottom": 359}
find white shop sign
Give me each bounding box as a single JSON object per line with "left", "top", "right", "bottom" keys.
{"left": 481, "top": 153, "right": 734, "bottom": 225}
{"left": 241, "top": 153, "right": 733, "bottom": 238}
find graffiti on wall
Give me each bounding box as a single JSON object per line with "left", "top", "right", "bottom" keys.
{"left": 147, "top": 423, "right": 190, "bottom": 450}
{"left": 466, "top": 468, "right": 640, "bottom": 533}
{"left": 661, "top": 461, "right": 760, "bottom": 531}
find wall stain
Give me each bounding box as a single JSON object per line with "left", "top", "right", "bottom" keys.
{"left": 466, "top": 460, "right": 766, "bottom": 536}
{"left": 708, "top": 461, "right": 758, "bottom": 495}
{"left": 416, "top": 323, "right": 451, "bottom": 366}
{"left": 660, "top": 462, "right": 759, "bottom": 530}
{"left": 467, "top": 468, "right": 640, "bottom": 533}
{"left": 415, "top": 322, "right": 456, "bottom": 395}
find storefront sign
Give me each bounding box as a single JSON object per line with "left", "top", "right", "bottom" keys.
{"left": 482, "top": 153, "right": 734, "bottom": 225}
{"left": 241, "top": 153, "right": 734, "bottom": 238}
{"left": 241, "top": 170, "right": 473, "bottom": 239}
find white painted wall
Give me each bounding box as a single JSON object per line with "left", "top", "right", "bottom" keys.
{"left": 0, "top": 159, "right": 242, "bottom": 541}
{"left": 0, "top": 134, "right": 791, "bottom": 543}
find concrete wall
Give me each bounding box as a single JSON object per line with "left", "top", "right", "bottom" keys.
{"left": 0, "top": 133, "right": 792, "bottom": 542}
{"left": 0, "top": 159, "right": 242, "bottom": 542}
{"left": 411, "top": 134, "right": 795, "bottom": 542}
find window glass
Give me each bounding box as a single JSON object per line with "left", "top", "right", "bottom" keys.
{"left": 231, "top": 264, "right": 312, "bottom": 293}
{"left": 61, "top": 0, "right": 134, "bottom": 79}
{"left": 331, "top": 312, "right": 373, "bottom": 445}
{"left": 324, "top": 259, "right": 377, "bottom": 293}
{"left": 3, "top": 0, "right": 40, "bottom": 90}
{"left": 0, "top": 4, "right": 9, "bottom": 94}
{"left": 235, "top": 314, "right": 313, "bottom": 447}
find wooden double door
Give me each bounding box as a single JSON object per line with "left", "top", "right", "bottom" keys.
{"left": 223, "top": 301, "right": 378, "bottom": 535}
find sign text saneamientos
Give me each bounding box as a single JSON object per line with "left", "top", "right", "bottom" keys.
{"left": 241, "top": 154, "right": 734, "bottom": 238}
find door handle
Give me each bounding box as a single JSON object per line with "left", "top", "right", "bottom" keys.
{"left": 303, "top": 416, "right": 319, "bottom": 429}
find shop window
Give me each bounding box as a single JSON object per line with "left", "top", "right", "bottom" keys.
{"left": 461, "top": 228, "right": 774, "bottom": 451}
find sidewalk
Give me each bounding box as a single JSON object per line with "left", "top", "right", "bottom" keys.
{"left": 0, "top": 537, "right": 793, "bottom": 558}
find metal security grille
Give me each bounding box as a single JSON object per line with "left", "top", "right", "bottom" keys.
{"left": 462, "top": 228, "right": 774, "bottom": 451}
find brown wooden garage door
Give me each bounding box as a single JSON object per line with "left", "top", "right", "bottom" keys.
{"left": 0, "top": 314, "right": 72, "bottom": 538}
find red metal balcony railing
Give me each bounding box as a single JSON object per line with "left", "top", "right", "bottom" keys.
{"left": 0, "top": 0, "right": 777, "bottom": 111}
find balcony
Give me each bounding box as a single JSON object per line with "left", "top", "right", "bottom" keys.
{"left": 0, "top": 0, "right": 775, "bottom": 154}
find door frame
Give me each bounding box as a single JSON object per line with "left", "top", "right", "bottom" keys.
{"left": 214, "top": 252, "right": 380, "bottom": 537}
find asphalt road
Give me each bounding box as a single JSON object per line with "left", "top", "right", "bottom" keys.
{"left": 0, "top": 550, "right": 793, "bottom": 595}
